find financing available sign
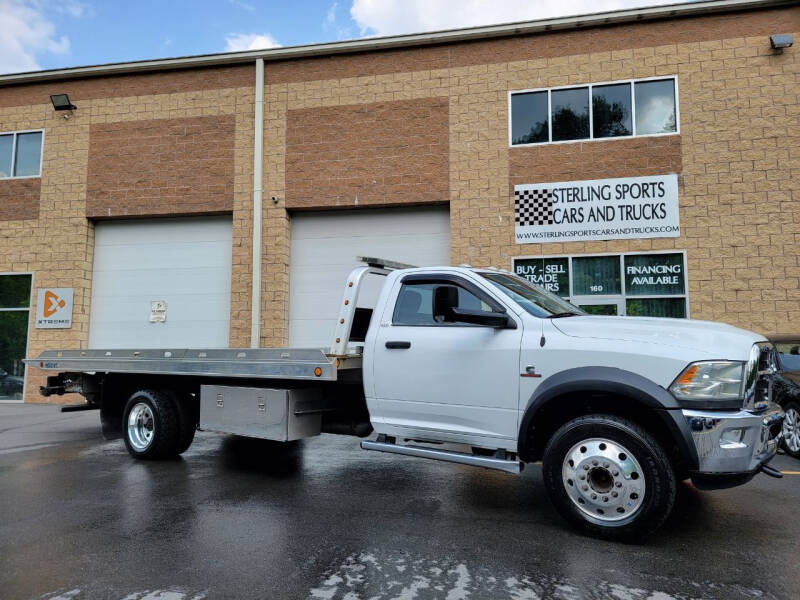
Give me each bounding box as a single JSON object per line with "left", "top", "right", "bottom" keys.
{"left": 514, "top": 174, "right": 680, "bottom": 244}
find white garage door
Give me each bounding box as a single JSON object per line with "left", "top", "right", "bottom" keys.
{"left": 289, "top": 207, "right": 451, "bottom": 348}
{"left": 89, "top": 217, "right": 233, "bottom": 349}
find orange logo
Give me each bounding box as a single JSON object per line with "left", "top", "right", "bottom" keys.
{"left": 43, "top": 291, "right": 66, "bottom": 318}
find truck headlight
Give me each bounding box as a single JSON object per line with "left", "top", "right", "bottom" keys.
{"left": 669, "top": 361, "right": 744, "bottom": 405}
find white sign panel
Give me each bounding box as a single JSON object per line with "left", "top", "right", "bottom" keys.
{"left": 514, "top": 174, "right": 680, "bottom": 244}
{"left": 149, "top": 300, "right": 167, "bottom": 323}
{"left": 35, "top": 288, "right": 73, "bottom": 329}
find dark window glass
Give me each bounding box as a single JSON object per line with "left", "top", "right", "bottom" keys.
{"left": 511, "top": 91, "right": 548, "bottom": 145}
{"left": 513, "top": 257, "right": 569, "bottom": 297}
{"left": 392, "top": 282, "right": 491, "bottom": 326}
{"left": 634, "top": 79, "right": 677, "bottom": 135}
{"left": 626, "top": 297, "right": 686, "bottom": 318}
{"left": 0, "top": 311, "right": 28, "bottom": 400}
{"left": 0, "top": 135, "right": 12, "bottom": 178}
{"left": 572, "top": 256, "right": 621, "bottom": 296}
{"left": 578, "top": 303, "right": 618, "bottom": 315}
{"left": 551, "top": 87, "right": 589, "bottom": 141}
{"left": 592, "top": 83, "right": 632, "bottom": 138}
{"left": 624, "top": 253, "right": 685, "bottom": 295}
{"left": 14, "top": 132, "right": 42, "bottom": 177}
{"left": 0, "top": 275, "right": 32, "bottom": 308}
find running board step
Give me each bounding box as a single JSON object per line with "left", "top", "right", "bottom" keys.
{"left": 361, "top": 440, "right": 523, "bottom": 474}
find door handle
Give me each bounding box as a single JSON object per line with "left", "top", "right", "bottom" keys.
{"left": 385, "top": 341, "right": 411, "bottom": 349}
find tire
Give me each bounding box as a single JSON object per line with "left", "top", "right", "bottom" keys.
{"left": 781, "top": 401, "right": 800, "bottom": 459}
{"left": 541, "top": 414, "right": 677, "bottom": 542}
{"left": 173, "top": 393, "right": 198, "bottom": 455}
{"left": 122, "top": 389, "right": 180, "bottom": 460}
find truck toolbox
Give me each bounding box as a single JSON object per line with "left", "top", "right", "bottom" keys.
{"left": 200, "top": 385, "right": 323, "bottom": 441}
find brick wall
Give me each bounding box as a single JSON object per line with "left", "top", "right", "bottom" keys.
{"left": 0, "top": 64, "right": 253, "bottom": 109}
{"left": 0, "top": 5, "right": 798, "bottom": 402}
{"left": 86, "top": 115, "right": 236, "bottom": 218}
{"left": 285, "top": 98, "right": 449, "bottom": 209}
{"left": 0, "top": 178, "right": 40, "bottom": 220}
{"left": 261, "top": 6, "right": 800, "bottom": 340}
{"left": 0, "top": 68, "right": 255, "bottom": 403}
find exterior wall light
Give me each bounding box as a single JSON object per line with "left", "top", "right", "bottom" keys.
{"left": 50, "top": 94, "right": 77, "bottom": 118}
{"left": 770, "top": 34, "right": 793, "bottom": 53}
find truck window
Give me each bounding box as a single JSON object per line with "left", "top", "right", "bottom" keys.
{"left": 393, "top": 282, "right": 492, "bottom": 326}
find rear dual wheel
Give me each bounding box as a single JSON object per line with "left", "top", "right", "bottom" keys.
{"left": 122, "top": 389, "right": 196, "bottom": 459}
{"left": 542, "top": 414, "right": 676, "bottom": 541}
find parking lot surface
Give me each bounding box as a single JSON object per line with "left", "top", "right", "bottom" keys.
{"left": 1, "top": 403, "right": 798, "bottom": 600}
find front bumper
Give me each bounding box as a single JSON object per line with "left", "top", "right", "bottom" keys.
{"left": 683, "top": 403, "right": 783, "bottom": 490}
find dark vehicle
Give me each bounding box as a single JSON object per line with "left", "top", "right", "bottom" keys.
{"left": 0, "top": 369, "right": 24, "bottom": 400}
{"left": 770, "top": 335, "right": 800, "bottom": 458}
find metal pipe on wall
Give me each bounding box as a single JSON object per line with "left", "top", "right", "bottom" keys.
{"left": 250, "top": 58, "right": 265, "bottom": 348}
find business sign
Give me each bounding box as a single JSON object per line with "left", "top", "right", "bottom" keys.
{"left": 514, "top": 174, "right": 680, "bottom": 244}
{"left": 513, "top": 257, "right": 569, "bottom": 296}
{"left": 35, "top": 288, "right": 73, "bottom": 329}
{"left": 624, "top": 253, "right": 685, "bottom": 296}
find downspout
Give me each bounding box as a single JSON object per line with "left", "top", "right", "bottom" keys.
{"left": 250, "top": 58, "right": 265, "bottom": 348}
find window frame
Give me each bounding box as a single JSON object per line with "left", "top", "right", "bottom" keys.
{"left": 508, "top": 75, "right": 679, "bottom": 148}
{"left": 0, "top": 129, "right": 45, "bottom": 180}
{"left": 511, "top": 250, "right": 690, "bottom": 318}
{"left": 0, "top": 272, "right": 33, "bottom": 403}
{"left": 392, "top": 274, "right": 508, "bottom": 327}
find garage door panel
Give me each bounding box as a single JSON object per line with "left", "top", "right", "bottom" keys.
{"left": 91, "top": 268, "right": 232, "bottom": 296}
{"left": 289, "top": 234, "right": 451, "bottom": 267}
{"left": 90, "top": 217, "right": 232, "bottom": 349}
{"left": 92, "top": 242, "right": 232, "bottom": 271}
{"left": 89, "top": 293, "right": 231, "bottom": 322}
{"left": 90, "top": 320, "right": 231, "bottom": 349}
{"left": 289, "top": 207, "right": 450, "bottom": 348}
{"left": 291, "top": 208, "right": 451, "bottom": 239}
{"left": 95, "top": 223, "right": 233, "bottom": 245}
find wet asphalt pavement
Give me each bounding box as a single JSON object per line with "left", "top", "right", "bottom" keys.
{"left": 1, "top": 404, "right": 799, "bottom": 600}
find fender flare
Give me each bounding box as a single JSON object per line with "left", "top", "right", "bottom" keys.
{"left": 518, "top": 366, "right": 698, "bottom": 470}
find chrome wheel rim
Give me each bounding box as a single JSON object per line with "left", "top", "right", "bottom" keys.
{"left": 783, "top": 407, "right": 800, "bottom": 453}
{"left": 562, "top": 438, "right": 646, "bottom": 523}
{"left": 127, "top": 402, "right": 155, "bottom": 451}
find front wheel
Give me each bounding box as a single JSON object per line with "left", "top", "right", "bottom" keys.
{"left": 781, "top": 401, "right": 800, "bottom": 459}
{"left": 542, "top": 414, "right": 676, "bottom": 541}
{"left": 122, "top": 390, "right": 180, "bottom": 460}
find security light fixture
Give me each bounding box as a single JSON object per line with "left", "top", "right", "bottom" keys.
{"left": 50, "top": 94, "right": 76, "bottom": 117}
{"left": 770, "top": 34, "right": 793, "bottom": 53}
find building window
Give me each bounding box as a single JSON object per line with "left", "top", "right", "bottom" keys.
{"left": 512, "top": 252, "right": 688, "bottom": 318}
{"left": 0, "top": 130, "right": 43, "bottom": 178}
{"left": 0, "top": 274, "right": 32, "bottom": 400}
{"left": 509, "top": 77, "right": 677, "bottom": 146}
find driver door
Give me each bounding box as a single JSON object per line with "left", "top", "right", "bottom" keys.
{"left": 370, "top": 275, "right": 522, "bottom": 443}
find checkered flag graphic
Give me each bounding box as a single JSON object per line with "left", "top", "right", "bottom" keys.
{"left": 515, "top": 188, "right": 554, "bottom": 226}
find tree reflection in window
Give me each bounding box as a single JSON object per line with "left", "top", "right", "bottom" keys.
{"left": 551, "top": 88, "right": 589, "bottom": 141}
{"left": 592, "top": 83, "right": 632, "bottom": 138}
{"left": 511, "top": 91, "right": 548, "bottom": 144}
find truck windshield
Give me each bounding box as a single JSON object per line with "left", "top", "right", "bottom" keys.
{"left": 479, "top": 272, "right": 585, "bottom": 318}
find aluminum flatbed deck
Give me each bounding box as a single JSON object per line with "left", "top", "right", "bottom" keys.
{"left": 27, "top": 348, "right": 362, "bottom": 381}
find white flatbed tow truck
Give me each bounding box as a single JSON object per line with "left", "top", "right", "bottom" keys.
{"left": 28, "top": 258, "right": 784, "bottom": 540}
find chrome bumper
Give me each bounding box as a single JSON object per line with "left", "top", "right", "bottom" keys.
{"left": 683, "top": 403, "right": 783, "bottom": 475}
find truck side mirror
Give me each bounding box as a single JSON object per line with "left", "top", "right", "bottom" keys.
{"left": 449, "top": 307, "right": 515, "bottom": 329}
{"left": 433, "top": 285, "right": 459, "bottom": 322}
